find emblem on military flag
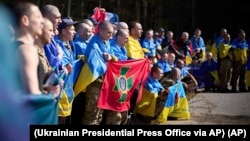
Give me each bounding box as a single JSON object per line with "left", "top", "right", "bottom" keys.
{"left": 113, "top": 67, "right": 133, "bottom": 102}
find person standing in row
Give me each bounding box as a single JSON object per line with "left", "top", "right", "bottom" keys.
{"left": 74, "top": 20, "right": 117, "bottom": 125}
{"left": 12, "top": 1, "right": 61, "bottom": 124}
{"left": 230, "top": 29, "right": 248, "bottom": 92}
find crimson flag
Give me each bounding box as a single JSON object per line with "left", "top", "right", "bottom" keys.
{"left": 97, "top": 59, "right": 151, "bottom": 112}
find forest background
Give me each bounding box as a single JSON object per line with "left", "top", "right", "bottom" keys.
{"left": 3, "top": 0, "right": 250, "bottom": 44}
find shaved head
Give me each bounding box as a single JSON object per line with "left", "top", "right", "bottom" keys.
{"left": 77, "top": 23, "right": 91, "bottom": 33}
{"left": 41, "top": 4, "right": 60, "bottom": 17}
{"left": 116, "top": 22, "right": 129, "bottom": 32}
{"left": 40, "top": 4, "right": 61, "bottom": 33}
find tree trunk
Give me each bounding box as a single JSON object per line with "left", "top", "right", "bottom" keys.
{"left": 136, "top": 0, "right": 140, "bottom": 21}
{"left": 142, "top": 0, "right": 148, "bottom": 29}
{"left": 67, "top": 0, "right": 71, "bottom": 17}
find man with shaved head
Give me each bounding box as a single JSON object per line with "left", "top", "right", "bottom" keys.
{"left": 82, "top": 18, "right": 95, "bottom": 36}
{"left": 74, "top": 22, "right": 92, "bottom": 56}
{"left": 41, "top": 4, "right": 65, "bottom": 73}
{"left": 116, "top": 21, "right": 129, "bottom": 33}
{"left": 74, "top": 20, "right": 117, "bottom": 125}
{"left": 35, "top": 17, "right": 54, "bottom": 76}
{"left": 109, "top": 29, "right": 129, "bottom": 61}
{"left": 12, "top": 1, "right": 61, "bottom": 125}
{"left": 41, "top": 4, "right": 61, "bottom": 34}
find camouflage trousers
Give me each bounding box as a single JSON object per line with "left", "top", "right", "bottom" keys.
{"left": 82, "top": 80, "right": 103, "bottom": 125}
{"left": 104, "top": 110, "right": 128, "bottom": 125}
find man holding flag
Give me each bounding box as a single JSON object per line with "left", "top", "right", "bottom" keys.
{"left": 157, "top": 68, "right": 190, "bottom": 124}
{"left": 74, "top": 20, "right": 117, "bottom": 125}
{"left": 98, "top": 59, "right": 151, "bottom": 125}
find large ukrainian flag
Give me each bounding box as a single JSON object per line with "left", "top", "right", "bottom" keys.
{"left": 58, "top": 59, "right": 83, "bottom": 116}
{"left": 74, "top": 35, "right": 112, "bottom": 96}
{"left": 157, "top": 81, "right": 190, "bottom": 123}
{"left": 125, "top": 36, "right": 149, "bottom": 59}
{"left": 134, "top": 74, "right": 163, "bottom": 117}
{"left": 233, "top": 48, "right": 248, "bottom": 65}
{"left": 134, "top": 89, "right": 158, "bottom": 117}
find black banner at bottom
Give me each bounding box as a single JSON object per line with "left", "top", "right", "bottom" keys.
{"left": 30, "top": 125, "right": 249, "bottom": 140}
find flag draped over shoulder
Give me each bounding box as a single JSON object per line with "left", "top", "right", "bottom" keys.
{"left": 74, "top": 35, "right": 110, "bottom": 95}
{"left": 58, "top": 59, "right": 83, "bottom": 116}
{"left": 125, "top": 36, "right": 149, "bottom": 59}
{"left": 157, "top": 81, "right": 190, "bottom": 123}
{"left": 97, "top": 59, "right": 151, "bottom": 112}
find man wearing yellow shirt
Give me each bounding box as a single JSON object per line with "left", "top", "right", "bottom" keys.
{"left": 125, "top": 21, "right": 149, "bottom": 59}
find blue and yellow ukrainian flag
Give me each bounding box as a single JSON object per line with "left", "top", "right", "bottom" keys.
{"left": 209, "top": 60, "right": 220, "bottom": 84}
{"left": 74, "top": 35, "right": 110, "bottom": 96}
{"left": 58, "top": 59, "right": 83, "bottom": 116}
{"left": 202, "top": 59, "right": 220, "bottom": 84}
{"left": 219, "top": 43, "right": 231, "bottom": 59}
{"left": 134, "top": 74, "right": 164, "bottom": 117}
{"left": 134, "top": 88, "right": 158, "bottom": 117}
{"left": 157, "top": 81, "right": 190, "bottom": 123}
{"left": 233, "top": 48, "right": 248, "bottom": 65}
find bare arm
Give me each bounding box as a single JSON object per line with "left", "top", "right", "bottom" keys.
{"left": 18, "top": 44, "right": 42, "bottom": 94}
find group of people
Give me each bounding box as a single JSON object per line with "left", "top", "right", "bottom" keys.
{"left": 184, "top": 28, "right": 250, "bottom": 93}
{"left": 152, "top": 27, "right": 250, "bottom": 94}
{"left": 1, "top": 1, "right": 250, "bottom": 134}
